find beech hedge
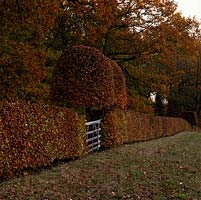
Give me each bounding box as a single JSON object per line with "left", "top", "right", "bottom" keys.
{"left": 0, "top": 101, "right": 86, "bottom": 179}
{"left": 102, "top": 108, "right": 192, "bottom": 147}
{"left": 0, "top": 102, "right": 192, "bottom": 179}
{"left": 101, "top": 108, "right": 126, "bottom": 147}
{"left": 50, "top": 45, "right": 127, "bottom": 108}
{"left": 50, "top": 45, "right": 114, "bottom": 107}
{"left": 125, "top": 110, "right": 192, "bottom": 143}
{"left": 108, "top": 59, "right": 127, "bottom": 108}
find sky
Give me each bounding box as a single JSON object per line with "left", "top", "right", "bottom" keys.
{"left": 175, "top": 0, "right": 201, "bottom": 21}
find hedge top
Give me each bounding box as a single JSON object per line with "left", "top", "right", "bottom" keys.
{"left": 108, "top": 58, "right": 127, "bottom": 108}
{"left": 51, "top": 45, "right": 127, "bottom": 108}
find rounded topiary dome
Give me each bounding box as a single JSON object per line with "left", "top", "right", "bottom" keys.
{"left": 51, "top": 45, "right": 115, "bottom": 107}
{"left": 108, "top": 59, "right": 127, "bottom": 108}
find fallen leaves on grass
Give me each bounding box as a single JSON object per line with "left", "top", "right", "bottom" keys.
{"left": 0, "top": 132, "right": 201, "bottom": 200}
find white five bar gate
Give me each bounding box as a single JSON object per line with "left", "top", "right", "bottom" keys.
{"left": 86, "top": 119, "right": 101, "bottom": 153}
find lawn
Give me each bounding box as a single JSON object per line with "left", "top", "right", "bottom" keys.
{"left": 1, "top": 132, "right": 201, "bottom": 200}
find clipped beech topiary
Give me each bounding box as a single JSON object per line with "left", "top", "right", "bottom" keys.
{"left": 107, "top": 59, "right": 127, "bottom": 108}
{"left": 0, "top": 101, "right": 86, "bottom": 179}
{"left": 101, "top": 108, "right": 127, "bottom": 147}
{"left": 50, "top": 45, "right": 115, "bottom": 107}
{"left": 124, "top": 110, "right": 192, "bottom": 144}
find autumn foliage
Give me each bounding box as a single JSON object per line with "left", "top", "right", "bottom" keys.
{"left": 1, "top": 0, "right": 201, "bottom": 111}
{"left": 108, "top": 59, "right": 127, "bottom": 108}
{"left": 0, "top": 0, "right": 60, "bottom": 102}
{"left": 51, "top": 45, "right": 127, "bottom": 108}
{"left": 0, "top": 41, "right": 46, "bottom": 101}
{"left": 101, "top": 108, "right": 192, "bottom": 147}
{"left": 0, "top": 0, "right": 200, "bottom": 180}
{"left": 124, "top": 110, "right": 192, "bottom": 144}
{"left": 0, "top": 101, "right": 86, "bottom": 179}
{"left": 101, "top": 108, "right": 126, "bottom": 147}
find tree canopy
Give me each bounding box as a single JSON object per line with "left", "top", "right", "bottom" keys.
{"left": 1, "top": 0, "right": 201, "bottom": 114}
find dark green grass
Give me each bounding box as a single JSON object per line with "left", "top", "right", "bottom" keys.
{"left": 1, "top": 132, "right": 201, "bottom": 200}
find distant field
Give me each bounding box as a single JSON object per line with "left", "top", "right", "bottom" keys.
{"left": 1, "top": 132, "right": 201, "bottom": 200}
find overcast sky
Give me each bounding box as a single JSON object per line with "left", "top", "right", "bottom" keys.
{"left": 175, "top": 0, "right": 201, "bottom": 21}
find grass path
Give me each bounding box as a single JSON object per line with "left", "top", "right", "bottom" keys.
{"left": 1, "top": 132, "right": 201, "bottom": 200}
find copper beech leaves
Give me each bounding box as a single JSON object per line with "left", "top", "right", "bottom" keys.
{"left": 108, "top": 59, "right": 127, "bottom": 108}
{"left": 0, "top": 101, "right": 86, "bottom": 179}
{"left": 102, "top": 108, "right": 192, "bottom": 148}
{"left": 50, "top": 45, "right": 127, "bottom": 108}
